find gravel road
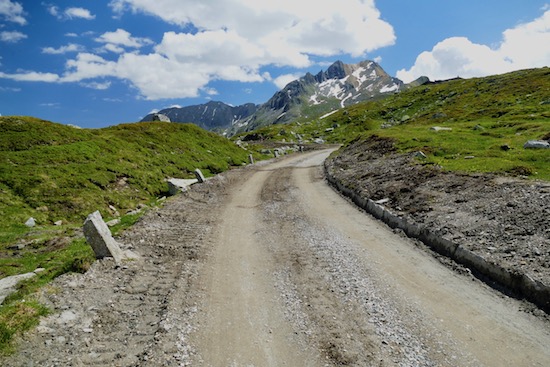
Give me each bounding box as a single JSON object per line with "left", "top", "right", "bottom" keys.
{"left": 2, "top": 149, "right": 550, "bottom": 366}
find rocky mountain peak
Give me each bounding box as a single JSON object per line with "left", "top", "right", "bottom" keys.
{"left": 142, "top": 59, "right": 408, "bottom": 135}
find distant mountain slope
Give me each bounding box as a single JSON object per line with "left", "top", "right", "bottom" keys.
{"left": 141, "top": 101, "right": 259, "bottom": 131}
{"left": 142, "top": 59, "right": 412, "bottom": 135}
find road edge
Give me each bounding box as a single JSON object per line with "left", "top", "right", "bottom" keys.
{"left": 323, "top": 159, "right": 550, "bottom": 314}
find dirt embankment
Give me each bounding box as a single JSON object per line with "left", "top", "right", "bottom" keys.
{"left": 325, "top": 135, "right": 550, "bottom": 314}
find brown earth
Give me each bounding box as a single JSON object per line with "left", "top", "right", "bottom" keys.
{"left": 1, "top": 148, "right": 550, "bottom": 366}
{"left": 325, "top": 135, "right": 550, "bottom": 313}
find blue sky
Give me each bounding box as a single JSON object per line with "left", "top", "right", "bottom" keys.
{"left": 0, "top": 0, "right": 549, "bottom": 128}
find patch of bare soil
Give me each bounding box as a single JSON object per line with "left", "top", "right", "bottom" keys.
{"left": 325, "top": 135, "right": 550, "bottom": 314}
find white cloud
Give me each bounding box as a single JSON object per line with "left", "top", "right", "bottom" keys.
{"left": 81, "top": 81, "right": 111, "bottom": 90}
{"left": 0, "top": 70, "right": 60, "bottom": 82}
{"left": 46, "top": 4, "right": 95, "bottom": 20}
{"left": 3, "top": 0, "right": 396, "bottom": 100}
{"left": 65, "top": 32, "right": 78, "bottom": 37}
{"left": 95, "top": 29, "right": 153, "bottom": 51}
{"left": 273, "top": 73, "right": 302, "bottom": 89}
{"left": 0, "top": 0, "right": 26, "bottom": 25}
{"left": 62, "top": 53, "right": 117, "bottom": 82}
{"left": 98, "top": 0, "right": 395, "bottom": 98}
{"left": 201, "top": 87, "right": 218, "bottom": 96}
{"left": 0, "top": 30, "right": 26, "bottom": 42}
{"left": 42, "top": 43, "right": 84, "bottom": 54}
{"left": 65, "top": 7, "right": 95, "bottom": 20}
{"left": 397, "top": 10, "right": 550, "bottom": 83}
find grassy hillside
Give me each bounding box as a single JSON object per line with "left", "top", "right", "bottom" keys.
{"left": 237, "top": 67, "right": 550, "bottom": 179}
{"left": 1, "top": 117, "right": 254, "bottom": 241}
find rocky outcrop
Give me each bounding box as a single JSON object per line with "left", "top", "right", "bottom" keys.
{"left": 151, "top": 113, "right": 171, "bottom": 122}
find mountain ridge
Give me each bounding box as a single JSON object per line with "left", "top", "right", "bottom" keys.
{"left": 142, "top": 59, "right": 416, "bottom": 135}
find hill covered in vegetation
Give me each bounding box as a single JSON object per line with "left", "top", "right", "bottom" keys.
{"left": 0, "top": 117, "right": 255, "bottom": 245}
{"left": 238, "top": 67, "right": 550, "bottom": 179}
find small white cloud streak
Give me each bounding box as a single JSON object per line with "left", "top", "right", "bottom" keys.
{"left": 81, "top": 81, "right": 111, "bottom": 90}
{"left": 397, "top": 10, "right": 550, "bottom": 82}
{"left": 0, "top": 0, "right": 26, "bottom": 25}
{"left": 0, "top": 30, "right": 26, "bottom": 43}
{"left": 0, "top": 70, "right": 60, "bottom": 82}
{"left": 42, "top": 43, "right": 84, "bottom": 54}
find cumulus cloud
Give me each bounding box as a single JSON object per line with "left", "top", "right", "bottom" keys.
{"left": 98, "top": 0, "right": 396, "bottom": 98}
{"left": 397, "top": 10, "right": 550, "bottom": 83}
{"left": 95, "top": 29, "right": 153, "bottom": 52}
{"left": 0, "top": 0, "right": 26, "bottom": 25}
{"left": 0, "top": 30, "right": 26, "bottom": 43}
{"left": 273, "top": 73, "right": 302, "bottom": 89}
{"left": 3, "top": 1, "right": 396, "bottom": 100}
{"left": 46, "top": 4, "right": 95, "bottom": 20}
{"left": 42, "top": 43, "right": 84, "bottom": 54}
{"left": 65, "top": 7, "right": 95, "bottom": 20}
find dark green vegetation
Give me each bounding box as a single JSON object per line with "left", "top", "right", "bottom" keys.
{"left": 0, "top": 117, "right": 257, "bottom": 352}
{"left": 1, "top": 118, "right": 255, "bottom": 241}
{"left": 237, "top": 67, "right": 550, "bottom": 179}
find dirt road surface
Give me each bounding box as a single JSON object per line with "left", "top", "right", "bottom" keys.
{"left": 3, "top": 149, "right": 550, "bottom": 366}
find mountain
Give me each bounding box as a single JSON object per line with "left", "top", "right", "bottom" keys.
{"left": 232, "top": 60, "right": 405, "bottom": 134}
{"left": 142, "top": 60, "right": 413, "bottom": 135}
{"left": 141, "top": 101, "right": 259, "bottom": 132}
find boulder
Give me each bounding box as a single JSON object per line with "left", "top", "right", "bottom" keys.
{"left": 151, "top": 113, "right": 171, "bottom": 122}
{"left": 83, "top": 211, "right": 124, "bottom": 263}
{"left": 25, "top": 217, "right": 36, "bottom": 227}
{"left": 524, "top": 140, "right": 550, "bottom": 149}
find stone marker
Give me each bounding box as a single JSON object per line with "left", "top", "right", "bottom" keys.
{"left": 194, "top": 169, "right": 206, "bottom": 183}
{"left": 25, "top": 217, "right": 36, "bottom": 227}
{"left": 249, "top": 154, "right": 255, "bottom": 164}
{"left": 83, "top": 211, "right": 124, "bottom": 263}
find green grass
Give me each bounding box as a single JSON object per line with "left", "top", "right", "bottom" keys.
{"left": 0, "top": 118, "right": 257, "bottom": 245}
